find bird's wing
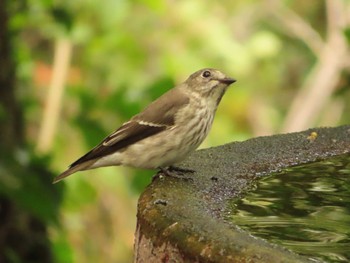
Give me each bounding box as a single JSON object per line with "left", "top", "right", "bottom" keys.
{"left": 68, "top": 88, "right": 190, "bottom": 168}
{"left": 69, "top": 120, "right": 167, "bottom": 168}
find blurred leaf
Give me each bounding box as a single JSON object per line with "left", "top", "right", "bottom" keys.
{"left": 50, "top": 7, "right": 73, "bottom": 32}
{"left": 144, "top": 76, "right": 174, "bottom": 100}
{"left": 0, "top": 104, "right": 6, "bottom": 121}
{"left": 73, "top": 116, "right": 106, "bottom": 148}
{"left": 0, "top": 150, "right": 63, "bottom": 224}
{"left": 104, "top": 77, "right": 174, "bottom": 121}
{"left": 12, "top": 0, "right": 350, "bottom": 262}
{"left": 63, "top": 178, "right": 97, "bottom": 210}
{"left": 71, "top": 86, "right": 108, "bottom": 147}
{"left": 9, "top": 10, "right": 27, "bottom": 32}
{"left": 139, "top": 0, "right": 166, "bottom": 13}
{"left": 344, "top": 27, "right": 350, "bottom": 44}
{"left": 248, "top": 30, "right": 282, "bottom": 59}
{"left": 70, "top": 86, "right": 97, "bottom": 110}
{"left": 52, "top": 233, "right": 74, "bottom": 263}
{"left": 129, "top": 169, "right": 154, "bottom": 193}
{"left": 104, "top": 87, "right": 142, "bottom": 118}
{"left": 38, "top": 0, "right": 54, "bottom": 8}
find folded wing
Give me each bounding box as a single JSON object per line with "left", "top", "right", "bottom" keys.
{"left": 69, "top": 88, "right": 190, "bottom": 168}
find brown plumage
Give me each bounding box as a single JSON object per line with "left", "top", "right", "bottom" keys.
{"left": 54, "top": 68, "right": 236, "bottom": 183}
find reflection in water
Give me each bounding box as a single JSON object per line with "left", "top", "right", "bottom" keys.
{"left": 229, "top": 154, "right": 350, "bottom": 263}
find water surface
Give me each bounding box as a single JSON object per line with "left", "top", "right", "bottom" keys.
{"left": 228, "top": 154, "right": 350, "bottom": 263}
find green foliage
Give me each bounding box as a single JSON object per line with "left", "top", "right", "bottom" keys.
{"left": 0, "top": 150, "right": 63, "bottom": 224}
{"left": 104, "top": 87, "right": 143, "bottom": 118}
{"left": 50, "top": 6, "right": 74, "bottom": 32}
{"left": 52, "top": 234, "right": 74, "bottom": 263}
{"left": 344, "top": 27, "right": 350, "bottom": 44}
{"left": 130, "top": 169, "right": 154, "bottom": 193}
{"left": 145, "top": 76, "right": 175, "bottom": 101}
{"left": 5, "top": 0, "right": 350, "bottom": 262}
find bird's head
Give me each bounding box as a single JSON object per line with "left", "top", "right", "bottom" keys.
{"left": 184, "top": 68, "right": 236, "bottom": 106}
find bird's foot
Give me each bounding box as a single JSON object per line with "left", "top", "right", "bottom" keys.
{"left": 168, "top": 166, "right": 195, "bottom": 174}
{"left": 157, "top": 166, "right": 195, "bottom": 181}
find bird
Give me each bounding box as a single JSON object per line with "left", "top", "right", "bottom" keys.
{"left": 53, "top": 68, "right": 236, "bottom": 183}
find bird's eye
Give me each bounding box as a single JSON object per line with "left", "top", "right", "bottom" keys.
{"left": 202, "top": 70, "right": 211, "bottom": 78}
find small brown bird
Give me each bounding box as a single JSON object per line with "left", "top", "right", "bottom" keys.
{"left": 54, "top": 68, "right": 236, "bottom": 183}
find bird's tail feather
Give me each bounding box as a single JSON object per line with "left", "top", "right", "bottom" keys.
{"left": 53, "top": 160, "right": 95, "bottom": 184}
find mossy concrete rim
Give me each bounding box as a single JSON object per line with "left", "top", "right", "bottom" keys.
{"left": 134, "top": 125, "right": 350, "bottom": 263}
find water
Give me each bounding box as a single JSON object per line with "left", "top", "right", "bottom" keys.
{"left": 228, "top": 154, "right": 350, "bottom": 263}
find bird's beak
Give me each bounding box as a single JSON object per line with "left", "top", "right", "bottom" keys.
{"left": 218, "top": 77, "right": 236, "bottom": 85}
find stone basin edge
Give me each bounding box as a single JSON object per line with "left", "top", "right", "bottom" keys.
{"left": 134, "top": 125, "right": 350, "bottom": 263}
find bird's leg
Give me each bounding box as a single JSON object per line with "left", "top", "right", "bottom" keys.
{"left": 168, "top": 166, "right": 195, "bottom": 174}
{"left": 157, "top": 166, "right": 194, "bottom": 181}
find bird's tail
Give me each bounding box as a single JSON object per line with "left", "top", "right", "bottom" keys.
{"left": 53, "top": 160, "right": 95, "bottom": 184}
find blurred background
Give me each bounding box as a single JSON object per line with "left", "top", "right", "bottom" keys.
{"left": 0, "top": 0, "right": 349, "bottom": 262}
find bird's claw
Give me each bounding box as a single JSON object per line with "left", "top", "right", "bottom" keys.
{"left": 157, "top": 166, "right": 195, "bottom": 181}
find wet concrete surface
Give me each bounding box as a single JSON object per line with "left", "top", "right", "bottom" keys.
{"left": 134, "top": 125, "right": 350, "bottom": 263}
